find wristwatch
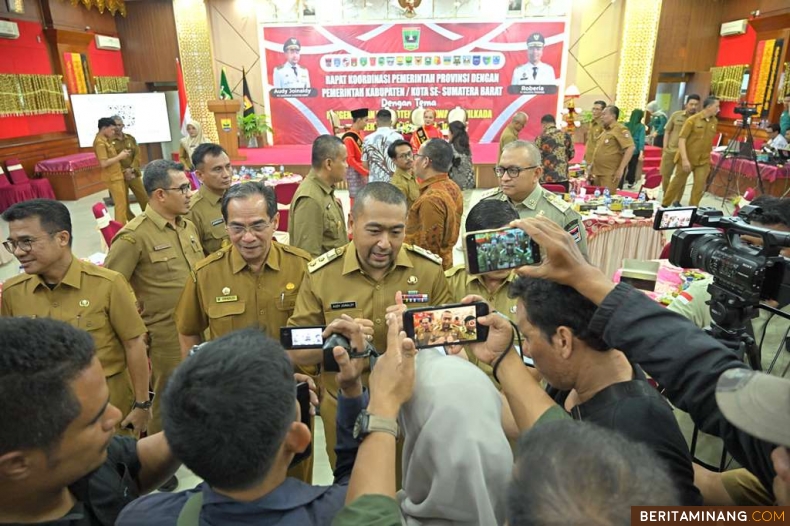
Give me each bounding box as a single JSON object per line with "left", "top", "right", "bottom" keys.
{"left": 353, "top": 409, "right": 398, "bottom": 441}
{"left": 132, "top": 400, "right": 152, "bottom": 410}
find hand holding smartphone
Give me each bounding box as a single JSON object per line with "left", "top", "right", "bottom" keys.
{"left": 402, "top": 302, "right": 489, "bottom": 349}
{"left": 464, "top": 226, "right": 541, "bottom": 275}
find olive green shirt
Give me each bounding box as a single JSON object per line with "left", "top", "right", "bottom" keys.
{"left": 499, "top": 124, "right": 519, "bottom": 159}
{"left": 185, "top": 185, "right": 229, "bottom": 256}
{"left": 390, "top": 167, "right": 420, "bottom": 210}
{"left": 584, "top": 118, "right": 604, "bottom": 164}
{"left": 675, "top": 112, "right": 718, "bottom": 167}
{"left": 591, "top": 122, "right": 634, "bottom": 177}
{"left": 93, "top": 132, "right": 124, "bottom": 183}
{"left": 663, "top": 110, "right": 692, "bottom": 155}
{"left": 289, "top": 171, "right": 347, "bottom": 258}
{"left": 111, "top": 133, "right": 142, "bottom": 178}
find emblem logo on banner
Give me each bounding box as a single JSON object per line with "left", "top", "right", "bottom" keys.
{"left": 403, "top": 27, "right": 421, "bottom": 50}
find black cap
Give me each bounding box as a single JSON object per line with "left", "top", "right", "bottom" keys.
{"left": 283, "top": 37, "right": 301, "bottom": 51}
{"left": 351, "top": 108, "right": 369, "bottom": 120}
{"left": 527, "top": 32, "right": 545, "bottom": 48}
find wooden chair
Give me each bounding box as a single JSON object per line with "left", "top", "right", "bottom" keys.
{"left": 5, "top": 158, "right": 56, "bottom": 199}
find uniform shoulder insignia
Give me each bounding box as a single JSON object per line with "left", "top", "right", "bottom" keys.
{"left": 307, "top": 246, "right": 344, "bottom": 273}
{"left": 279, "top": 242, "right": 311, "bottom": 261}
{"left": 117, "top": 233, "right": 137, "bottom": 244}
{"left": 543, "top": 191, "right": 571, "bottom": 213}
{"left": 480, "top": 187, "right": 503, "bottom": 200}
{"left": 406, "top": 244, "right": 443, "bottom": 265}
{"left": 445, "top": 264, "right": 465, "bottom": 277}
{"left": 194, "top": 248, "right": 226, "bottom": 272}
{"left": 82, "top": 263, "right": 119, "bottom": 281}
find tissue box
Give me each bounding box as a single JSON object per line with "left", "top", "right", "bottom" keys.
{"left": 619, "top": 259, "right": 660, "bottom": 291}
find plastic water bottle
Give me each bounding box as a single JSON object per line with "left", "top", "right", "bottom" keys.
{"left": 603, "top": 188, "right": 611, "bottom": 198}
{"left": 279, "top": 164, "right": 285, "bottom": 175}
{"left": 604, "top": 195, "right": 612, "bottom": 208}
{"left": 569, "top": 190, "right": 576, "bottom": 201}
{"left": 638, "top": 191, "right": 647, "bottom": 202}
{"left": 593, "top": 188, "right": 601, "bottom": 198}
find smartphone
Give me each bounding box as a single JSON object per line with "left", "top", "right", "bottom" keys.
{"left": 464, "top": 226, "right": 541, "bottom": 275}
{"left": 280, "top": 326, "right": 326, "bottom": 349}
{"left": 290, "top": 382, "right": 312, "bottom": 467}
{"left": 653, "top": 207, "right": 697, "bottom": 230}
{"left": 403, "top": 302, "right": 490, "bottom": 349}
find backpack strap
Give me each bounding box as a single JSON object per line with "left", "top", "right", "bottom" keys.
{"left": 177, "top": 491, "right": 204, "bottom": 526}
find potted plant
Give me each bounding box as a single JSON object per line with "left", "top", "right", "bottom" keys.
{"left": 239, "top": 113, "right": 272, "bottom": 148}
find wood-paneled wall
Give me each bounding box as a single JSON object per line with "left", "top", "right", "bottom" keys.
{"left": 654, "top": 0, "right": 724, "bottom": 75}
{"left": 721, "top": 0, "right": 790, "bottom": 22}
{"left": 41, "top": 0, "right": 119, "bottom": 35}
{"left": 0, "top": 0, "right": 41, "bottom": 22}
{"left": 116, "top": 0, "right": 179, "bottom": 84}
{"left": 0, "top": 133, "right": 87, "bottom": 180}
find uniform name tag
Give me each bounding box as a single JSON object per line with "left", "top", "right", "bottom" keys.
{"left": 330, "top": 301, "right": 356, "bottom": 310}
{"left": 154, "top": 244, "right": 172, "bottom": 251}
{"left": 211, "top": 218, "right": 224, "bottom": 226}
{"left": 216, "top": 295, "right": 238, "bottom": 303}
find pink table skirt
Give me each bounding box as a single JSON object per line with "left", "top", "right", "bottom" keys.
{"left": 709, "top": 152, "right": 789, "bottom": 183}
{"left": 583, "top": 213, "right": 665, "bottom": 278}
{"left": 35, "top": 153, "right": 100, "bottom": 174}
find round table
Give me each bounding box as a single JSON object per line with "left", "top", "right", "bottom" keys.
{"left": 584, "top": 212, "right": 666, "bottom": 278}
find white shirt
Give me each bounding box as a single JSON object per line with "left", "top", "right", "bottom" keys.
{"left": 273, "top": 63, "right": 311, "bottom": 89}
{"left": 511, "top": 62, "right": 557, "bottom": 85}
{"left": 362, "top": 126, "right": 404, "bottom": 182}
{"left": 768, "top": 134, "right": 788, "bottom": 150}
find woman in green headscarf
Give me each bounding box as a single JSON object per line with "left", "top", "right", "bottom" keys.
{"left": 623, "top": 109, "right": 646, "bottom": 189}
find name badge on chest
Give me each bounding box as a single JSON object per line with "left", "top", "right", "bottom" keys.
{"left": 331, "top": 301, "right": 357, "bottom": 310}
{"left": 402, "top": 290, "right": 429, "bottom": 303}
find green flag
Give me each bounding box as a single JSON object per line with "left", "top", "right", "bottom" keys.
{"left": 219, "top": 68, "right": 232, "bottom": 100}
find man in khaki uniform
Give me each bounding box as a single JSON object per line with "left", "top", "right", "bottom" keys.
{"left": 111, "top": 116, "right": 148, "bottom": 221}
{"left": 1, "top": 199, "right": 150, "bottom": 437}
{"left": 483, "top": 140, "right": 588, "bottom": 257}
{"left": 185, "top": 143, "right": 232, "bottom": 255}
{"left": 174, "top": 181, "right": 315, "bottom": 483}
{"left": 105, "top": 160, "right": 204, "bottom": 441}
{"left": 287, "top": 182, "right": 453, "bottom": 467}
{"left": 662, "top": 96, "right": 720, "bottom": 207}
{"left": 387, "top": 139, "right": 420, "bottom": 209}
{"left": 590, "top": 105, "right": 635, "bottom": 193}
{"left": 583, "top": 100, "right": 606, "bottom": 164}
{"left": 289, "top": 135, "right": 348, "bottom": 257}
{"left": 94, "top": 117, "right": 131, "bottom": 224}
{"left": 659, "top": 95, "right": 700, "bottom": 193}
{"left": 499, "top": 112, "right": 528, "bottom": 160}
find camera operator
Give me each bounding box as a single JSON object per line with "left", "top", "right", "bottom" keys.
{"left": 0, "top": 318, "right": 179, "bottom": 524}
{"left": 507, "top": 216, "right": 789, "bottom": 504}
{"left": 117, "top": 317, "right": 370, "bottom": 524}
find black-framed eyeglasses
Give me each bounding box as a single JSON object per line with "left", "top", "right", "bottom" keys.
{"left": 396, "top": 152, "right": 414, "bottom": 160}
{"left": 3, "top": 235, "right": 52, "bottom": 253}
{"left": 226, "top": 221, "right": 274, "bottom": 236}
{"left": 494, "top": 165, "right": 538, "bottom": 178}
{"left": 162, "top": 183, "right": 192, "bottom": 195}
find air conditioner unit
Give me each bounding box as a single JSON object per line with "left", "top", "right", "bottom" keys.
{"left": 0, "top": 20, "right": 20, "bottom": 39}
{"left": 95, "top": 34, "right": 121, "bottom": 51}
{"left": 720, "top": 19, "right": 748, "bottom": 37}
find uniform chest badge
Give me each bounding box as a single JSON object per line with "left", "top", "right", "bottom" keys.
{"left": 407, "top": 275, "right": 418, "bottom": 285}
{"left": 222, "top": 287, "right": 231, "bottom": 295}
{"left": 79, "top": 299, "right": 90, "bottom": 307}
{"left": 402, "top": 290, "right": 428, "bottom": 303}
{"left": 510, "top": 305, "right": 517, "bottom": 314}
{"left": 286, "top": 282, "right": 295, "bottom": 291}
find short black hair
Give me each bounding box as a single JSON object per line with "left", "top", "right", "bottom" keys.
{"left": 352, "top": 181, "right": 407, "bottom": 218}
{"left": 767, "top": 123, "right": 781, "bottom": 134}
{"left": 540, "top": 114, "right": 556, "bottom": 125}
{"left": 604, "top": 105, "right": 620, "bottom": 120}
{"left": 376, "top": 109, "right": 392, "bottom": 122}
{"left": 508, "top": 420, "right": 679, "bottom": 525}
{"left": 98, "top": 117, "right": 115, "bottom": 130}
{"left": 465, "top": 199, "right": 518, "bottom": 232}
{"left": 192, "top": 143, "right": 228, "bottom": 171}
{"left": 0, "top": 318, "right": 95, "bottom": 455}
{"left": 163, "top": 329, "right": 295, "bottom": 491}
{"left": 421, "top": 138, "right": 454, "bottom": 173}
{"left": 593, "top": 100, "right": 607, "bottom": 110}
{"left": 387, "top": 139, "right": 411, "bottom": 159}
{"left": 143, "top": 159, "right": 185, "bottom": 196}
{"left": 221, "top": 181, "right": 277, "bottom": 222}
{"left": 703, "top": 96, "right": 719, "bottom": 108}
{"left": 311, "top": 135, "right": 344, "bottom": 170}
{"left": 687, "top": 94, "right": 701, "bottom": 102}
{"left": 2, "top": 198, "right": 73, "bottom": 247}
{"left": 509, "top": 276, "right": 609, "bottom": 351}
{"left": 464, "top": 315, "right": 475, "bottom": 323}
{"left": 752, "top": 195, "right": 790, "bottom": 229}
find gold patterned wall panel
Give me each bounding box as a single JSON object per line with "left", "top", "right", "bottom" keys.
{"left": 173, "top": 0, "right": 219, "bottom": 143}
{"left": 614, "top": 0, "right": 663, "bottom": 120}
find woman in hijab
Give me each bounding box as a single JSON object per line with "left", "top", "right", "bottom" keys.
{"left": 646, "top": 100, "right": 668, "bottom": 148}
{"left": 622, "top": 108, "right": 646, "bottom": 189}
{"left": 397, "top": 348, "right": 513, "bottom": 525}
{"left": 178, "top": 120, "right": 205, "bottom": 171}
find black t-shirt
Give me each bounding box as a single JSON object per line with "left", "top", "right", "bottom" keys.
{"left": 6, "top": 436, "right": 141, "bottom": 525}
{"left": 548, "top": 367, "right": 704, "bottom": 506}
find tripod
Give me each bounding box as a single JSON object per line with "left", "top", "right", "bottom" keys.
{"left": 704, "top": 117, "right": 765, "bottom": 206}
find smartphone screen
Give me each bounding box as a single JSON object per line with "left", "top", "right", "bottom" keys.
{"left": 290, "top": 382, "right": 312, "bottom": 467}
{"left": 464, "top": 226, "right": 541, "bottom": 275}
{"left": 653, "top": 207, "right": 697, "bottom": 230}
{"left": 280, "top": 326, "right": 326, "bottom": 349}
{"left": 403, "top": 302, "right": 489, "bottom": 349}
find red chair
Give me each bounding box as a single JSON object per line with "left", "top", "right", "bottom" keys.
{"left": 542, "top": 183, "right": 566, "bottom": 194}
{"left": 5, "top": 158, "right": 56, "bottom": 200}
{"left": 274, "top": 182, "right": 300, "bottom": 233}
{"left": 581, "top": 185, "right": 603, "bottom": 195}
{"left": 659, "top": 242, "right": 671, "bottom": 260}
{"left": 92, "top": 202, "right": 124, "bottom": 247}
{"left": 641, "top": 171, "right": 662, "bottom": 190}
{"left": 0, "top": 170, "right": 36, "bottom": 212}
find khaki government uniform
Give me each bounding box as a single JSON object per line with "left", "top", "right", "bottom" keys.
{"left": 584, "top": 118, "right": 604, "bottom": 164}
{"left": 390, "top": 167, "right": 420, "bottom": 210}
{"left": 287, "top": 242, "right": 454, "bottom": 466}
{"left": 288, "top": 171, "right": 347, "bottom": 258}
{"left": 499, "top": 124, "right": 520, "bottom": 160}
{"left": 590, "top": 122, "right": 635, "bottom": 193}
{"left": 104, "top": 206, "right": 204, "bottom": 434}
{"left": 662, "top": 112, "right": 718, "bottom": 207}
{"left": 0, "top": 258, "right": 147, "bottom": 436}
{"left": 111, "top": 133, "right": 149, "bottom": 221}
{"left": 659, "top": 110, "right": 693, "bottom": 193}
{"left": 94, "top": 133, "right": 130, "bottom": 225}
{"left": 173, "top": 241, "right": 315, "bottom": 482}
{"left": 482, "top": 185, "right": 588, "bottom": 257}
{"left": 185, "top": 186, "right": 229, "bottom": 256}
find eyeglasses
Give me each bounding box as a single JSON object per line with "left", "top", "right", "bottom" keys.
{"left": 494, "top": 165, "right": 538, "bottom": 178}
{"left": 396, "top": 152, "right": 414, "bottom": 160}
{"left": 3, "top": 236, "right": 48, "bottom": 253}
{"left": 227, "top": 222, "right": 273, "bottom": 236}
{"left": 162, "top": 183, "right": 192, "bottom": 195}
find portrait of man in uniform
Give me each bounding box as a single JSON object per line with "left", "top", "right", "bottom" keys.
{"left": 511, "top": 32, "right": 557, "bottom": 85}
{"left": 273, "top": 37, "right": 311, "bottom": 89}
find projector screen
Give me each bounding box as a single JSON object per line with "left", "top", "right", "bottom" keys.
{"left": 71, "top": 93, "right": 172, "bottom": 148}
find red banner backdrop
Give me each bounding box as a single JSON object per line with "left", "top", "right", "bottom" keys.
{"left": 261, "top": 21, "right": 567, "bottom": 145}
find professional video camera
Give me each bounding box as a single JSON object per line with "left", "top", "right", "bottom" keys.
{"left": 667, "top": 205, "right": 790, "bottom": 369}
{"left": 733, "top": 101, "right": 758, "bottom": 118}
